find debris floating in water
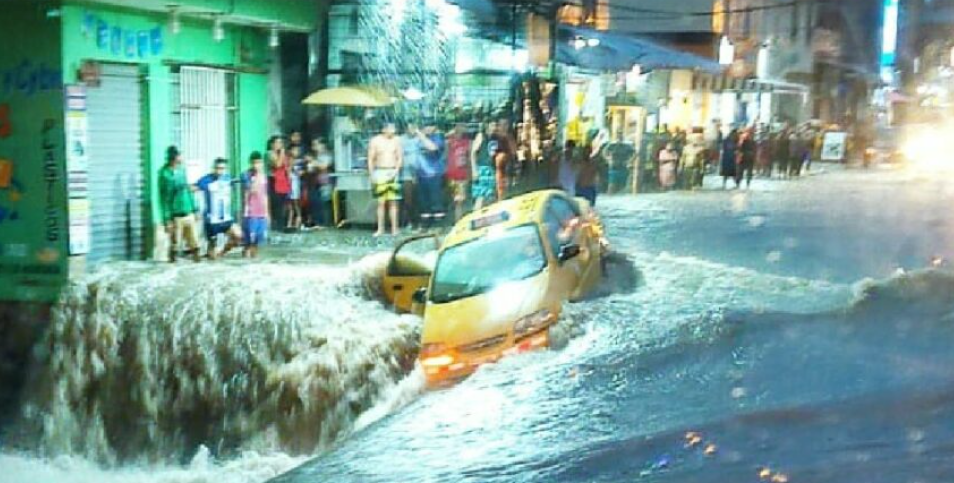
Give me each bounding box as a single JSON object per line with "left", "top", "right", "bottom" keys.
{"left": 703, "top": 443, "right": 718, "bottom": 456}
{"left": 685, "top": 432, "right": 703, "bottom": 448}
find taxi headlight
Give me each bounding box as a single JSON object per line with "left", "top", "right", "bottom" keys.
{"left": 420, "top": 343, "right": 454, "bottom": 368}
{"left": 513, "top": 309, "right": 554, "bottom": 338}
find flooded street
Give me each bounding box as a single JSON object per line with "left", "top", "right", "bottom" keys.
{"left": 273, "top": 165, "right": 954, "bottom": 483}
{"left": 4, "top": 165, "right": 954, "bottom": 483}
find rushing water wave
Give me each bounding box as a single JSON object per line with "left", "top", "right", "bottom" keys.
{"left": 7, "top": 254, "right": 422, "bottom": 469}
{"left": 4, "top": 242, "right": 951, "bottom": 483}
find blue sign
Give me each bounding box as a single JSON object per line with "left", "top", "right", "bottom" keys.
{"left": 150, "top": 27, "right": 164, "bottom": 56}
{"left": 881, "top": 0, "right": 899, "bottom": 66}
{"left": 110, "top": 26, "right": 122, "bottom": 55}
{"left": 83, "top": 11, "right": 164, "bottom": 59}
{"left": 124, "top": 30, "right": 136, "bottom": 58}
{"left": 96, "top": 19, "right": 108, "bottom": 49}
{"left": 137, "top": 31, "right": 150, "bottom": 58}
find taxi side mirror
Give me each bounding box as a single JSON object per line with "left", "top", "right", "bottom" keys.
{"left": 558, "top": 244, "right": 581, "bottom": 263}
{"left": 412, "top": 287, "right": 428, "bottom": 304}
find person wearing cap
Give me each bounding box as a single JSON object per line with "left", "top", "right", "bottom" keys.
{"left": 195, "top": 158, "right": 242, "bottom": 259}
{"left": 158, "top": 146, "right": 200, "bottom": 262}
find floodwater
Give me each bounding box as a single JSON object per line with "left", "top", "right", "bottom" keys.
{"left": 3, "top": 165, "right": 954, "bottom": 483}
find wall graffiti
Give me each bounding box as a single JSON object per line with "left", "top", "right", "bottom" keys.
{"left": 0, "top": 161, "right": 24, "bottom": 226}
{"left": 41, "top": 119, "right": 61, "bottom": 243}
{"left": 0, "top": 60, "right": 63, "bottom": 98}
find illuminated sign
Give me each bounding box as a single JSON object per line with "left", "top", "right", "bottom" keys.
{"left": 881, "top": 0, "right": 899, "bottom": 66}
{"left": 470, "top": 211, "right": 510, "bottom": 230}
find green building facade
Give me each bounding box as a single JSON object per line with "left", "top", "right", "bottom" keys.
{"left": 0, "top": 0, "right": 317, "bottom": 302}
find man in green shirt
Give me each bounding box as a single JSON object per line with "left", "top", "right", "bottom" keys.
{"left": 159, "top": 146, "right": 200, "bottom": 262}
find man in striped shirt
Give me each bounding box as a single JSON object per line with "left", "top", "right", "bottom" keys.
{"left": 196, "top": 158, "right": 242, "bottom": 259}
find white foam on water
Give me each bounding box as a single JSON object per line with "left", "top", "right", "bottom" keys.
{"left": 5, "top": 253, "right": 422, "bottom": 482}
{"left": 0, "top": 450, "right": 307, "bottom": 483}
{"left": 1, "top": 235, "right": 859, "bottom": 483}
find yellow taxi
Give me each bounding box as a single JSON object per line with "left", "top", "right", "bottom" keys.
{"left": 380, "top": 190, "right": 606, "bottom": 387}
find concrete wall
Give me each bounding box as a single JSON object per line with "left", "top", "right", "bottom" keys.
{"left": 0, "top": 1, "right": 69, "bottom": 303}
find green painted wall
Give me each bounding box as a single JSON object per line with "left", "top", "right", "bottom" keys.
{"left": 60, "top": 2, "right": 273, "bottom": 239}
{"left": 75, "top": 0, "right": 318, "bottom": 31}
{"left": 0, "top": 2, "right": 69, "bottom": 302}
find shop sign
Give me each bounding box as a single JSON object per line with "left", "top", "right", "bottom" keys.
{"left": 83, "top": 10, "right": 163, "bottom": 59}
{"left": 821, "top": 132, "right": 847, "bottom": 161}
{"left": 65, "top": 85, "right": 90, "bottom": 255}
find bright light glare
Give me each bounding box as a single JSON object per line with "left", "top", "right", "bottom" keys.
{"left": 511, "top": 49, "right": 529, "bottom": 72}
{"left": 403, "top": 87, "right": 425, "bottom": 101}
{"left": 421, "top": 355, "right": 454, "bottom": 367}
{"left": 902, "top": 125, "right": 954, "bottom": 171}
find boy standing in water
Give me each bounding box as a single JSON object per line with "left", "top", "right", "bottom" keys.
{"left": 241, "top": 152, "right": 269, "bottom": 258}
{"left": 195, "top": 158, "right": 242, "bottom": 259}
{"left": 368, "top": 122, "right": 404, "bottom": 236}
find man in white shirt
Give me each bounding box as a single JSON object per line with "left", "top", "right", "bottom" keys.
{"left": 196, "top": 158, "right": 242, "bottom": 259}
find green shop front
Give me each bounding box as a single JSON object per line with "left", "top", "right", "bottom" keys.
{"left": 0, "top": 0, "right": 316, "bottom": 303}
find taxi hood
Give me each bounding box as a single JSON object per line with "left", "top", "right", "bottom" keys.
{"left": 422, "top": 273, "right": 550, "bottom": 348}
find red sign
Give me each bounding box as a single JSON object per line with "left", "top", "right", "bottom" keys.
{"left": 0, "top": 104, "right": 10, "bottom": 139}
{"left": 78, "top": 60, "right": 101, "bottom": 88}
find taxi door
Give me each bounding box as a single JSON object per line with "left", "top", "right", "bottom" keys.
{"left": 543, "top": 196, "right": 586, "bottom": 301}
{"left": 383, "top": 234, "right": 440, "bottom": 314}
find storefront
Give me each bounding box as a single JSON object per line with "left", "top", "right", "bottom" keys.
{"left": 0, "top": 0, "right": 315, "bottom": 302}
{"left": 58, "top": 3, "right": 314, "bottom": 265}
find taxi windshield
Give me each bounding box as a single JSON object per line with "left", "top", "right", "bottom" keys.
{"left": 430, "top": 224, "right": 546, "bottom": 304}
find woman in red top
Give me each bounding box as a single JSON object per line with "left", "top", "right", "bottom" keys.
{"left": 268, "top": 136, "right": 291, "bottom": 229}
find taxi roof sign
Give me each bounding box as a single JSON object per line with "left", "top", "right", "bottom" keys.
{"left": 470, "top": 211, "right": 510, "bottom": 230}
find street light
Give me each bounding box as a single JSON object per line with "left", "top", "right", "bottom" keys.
{"left": 168, "top": 7, "right": 181, "bottom": 35}
{"left": 212, "top": 16, "right": 225, "bottom": 42}
{"left": 719, "top": 36, "right": 734, "bottom": 65}
{"left": 269, "top": 25, "right": 280, "bottom": 49}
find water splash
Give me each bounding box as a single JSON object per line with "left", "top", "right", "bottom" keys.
{"left": 11, "top": 256, "right": 422, "bottom": 465}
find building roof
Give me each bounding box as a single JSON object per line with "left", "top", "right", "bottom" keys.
{"left": 556, "top": 24, "right": 723, "bottom": 73}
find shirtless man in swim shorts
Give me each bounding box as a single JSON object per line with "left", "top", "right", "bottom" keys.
{"left": 368, "top": 122, "right": 404, "bottom": 236}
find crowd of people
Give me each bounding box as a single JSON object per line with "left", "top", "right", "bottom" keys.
{"left": 158, "top": 130, "right": 337, "bottom": 262}
{"left": 366, "top": 118, "right": 521, "bottom": 236}
{"left": 156, "top": 117, "right": 839, "bottom": 261}
{"left": 649, "top": 121, "right": 832, "bottom": 192}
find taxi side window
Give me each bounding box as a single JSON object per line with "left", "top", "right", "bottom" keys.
{"left": 544, "top": 197, "right": 581, "bottom": 258}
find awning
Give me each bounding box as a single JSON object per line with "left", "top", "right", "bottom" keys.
{"left": 446, "top": 0, "right": 498, "bottom": 17}
{"left": 693, "top": 74, "right": 810, "bottom": 94}
{"left": 556, "top": 25, "right": 723, "bottom": 74}
{"left": 302, "top": 86, "right": 393, "bottom": 107}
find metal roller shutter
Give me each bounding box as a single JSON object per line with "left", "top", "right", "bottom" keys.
{"left": 85, "top": 63, "right": 145, "bottom": 263}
